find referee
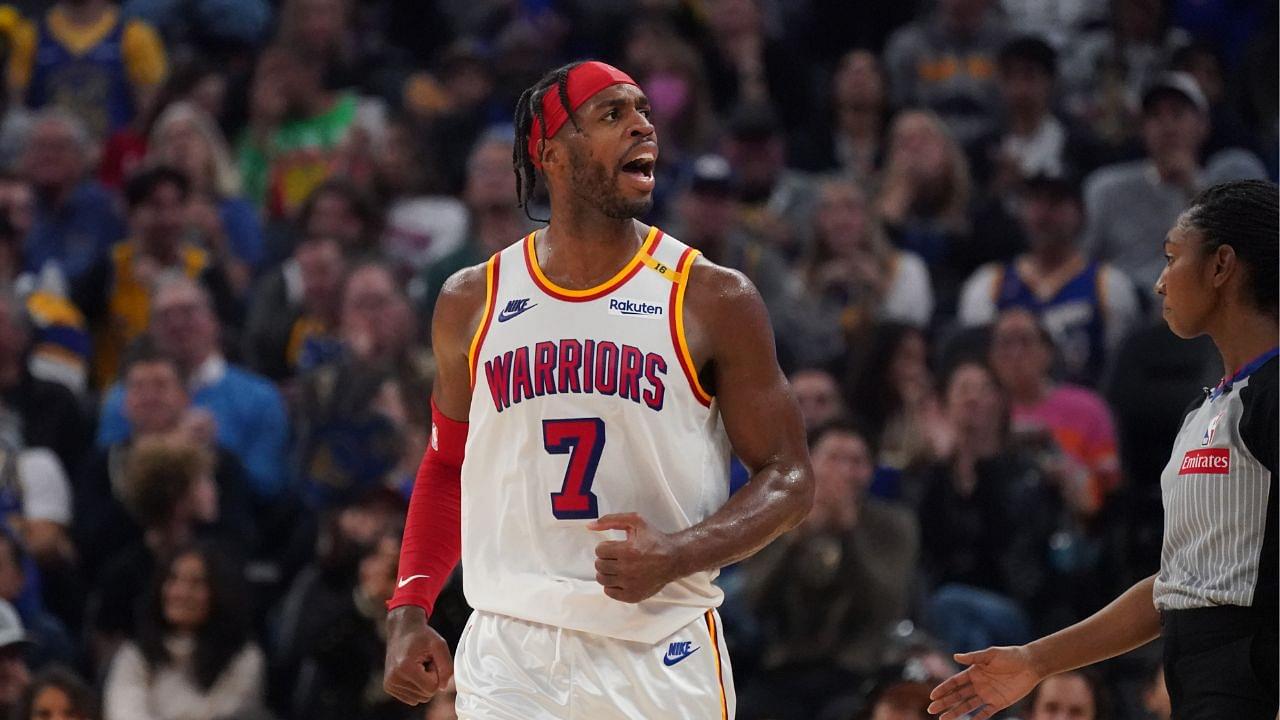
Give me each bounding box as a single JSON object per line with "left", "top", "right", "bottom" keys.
{"left": 927, "top": 179, "right": 1279, "bottom": 720}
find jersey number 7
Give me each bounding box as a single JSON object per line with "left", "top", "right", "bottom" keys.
{"left": 543, "top": 418, "right": 605, "bottom": 519}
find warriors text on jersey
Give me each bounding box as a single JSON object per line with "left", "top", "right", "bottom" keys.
{"left": 461, "top": 227, "right": 730, "bottom": 644}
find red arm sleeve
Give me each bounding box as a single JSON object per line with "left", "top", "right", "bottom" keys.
{"left": 387, "top": 399, "right": 466, "bottom": 616}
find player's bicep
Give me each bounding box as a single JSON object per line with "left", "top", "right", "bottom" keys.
{"left": 695, "top": 267, "right": 807, "bottom": 473}
{"left": 430, "top": 264, "right": 490, "bottom": 422}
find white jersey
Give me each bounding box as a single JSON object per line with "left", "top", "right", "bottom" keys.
{"left": 461, "top": 226, "right": 731, "bottom": 644}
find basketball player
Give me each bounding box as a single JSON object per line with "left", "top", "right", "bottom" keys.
{"left": 382, "top": 61, "right": 814, "bottom": 718}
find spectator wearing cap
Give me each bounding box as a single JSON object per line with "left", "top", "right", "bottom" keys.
{"left": 958, "top": 173, "right": 1141, "bottom": 383}
{"left": 95, "top": 277, "right": 288, "bottom": 500}
{"left": 883, "top": 0, "right": 1010, "bottom": 149}
{"left": 721, "top": 103, "right": 819, "bottom": 263}
{"left": 73, "top": 166, "right": 240, "bottom": 389}
{"left": 6, "top": 0, "right": 167, "bottom": 140}
{"left": 739, "top": 421, "right": 919, "bottom": 720}
{"left": 974, "top": 35, "right": 1108, "bottom": 197}
{"left": 0, "top": 598, "right": 31, "bottom": 717}
{"left": 20, "top": 111, "right": 126, "bottom": 285}
{"left": 1059, "top": 0, "right": 1189, "bottom": 147}
{"left": 670, "top": 153, "right": 841, "bottom": 372}
{"left": 999, "top": 0, "right": 1105, "bottom": 52}
{"left": 794, "top": 49, "right": 892, "bottom": 184}
{"left": 1081, "top": 72, "right": 1267, "bottom": 306}
{"left": 1170, "top": 41, "right": 1269, "bottom": 164}
{"left": 800, "top": 177, "right": 934, "bottom": 343}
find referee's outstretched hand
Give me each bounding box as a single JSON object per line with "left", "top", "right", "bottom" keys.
{"left": 384, "top": 605, "right": 454, "bottom": 706}
{"left": 927, "top": 645, "right": 1042, "bottom": 720}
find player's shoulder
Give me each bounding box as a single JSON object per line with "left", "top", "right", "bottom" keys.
{"left": 684, "top": 253, "right": 761, "bottom": 304}
{"left": 682, "top": 253, "right": 769, "bottom": 330}
{"left": 432, "top": 259, "right": 494, "bottom": 348}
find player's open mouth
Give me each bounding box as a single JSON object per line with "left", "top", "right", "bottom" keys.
{"left": 620, "top": 153, "right": 656, "bottom": 188}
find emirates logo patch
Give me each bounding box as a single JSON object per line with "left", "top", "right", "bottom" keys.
{"left": 1179, "top": 448, "right": 1230, "bottom": 475}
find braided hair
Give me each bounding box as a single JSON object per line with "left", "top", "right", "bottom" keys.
{"left": 1181, "top": 179, "right": 1279, "bottom": 317}
{"left": 512, "top": 62, "right": 587, "bottom": 221}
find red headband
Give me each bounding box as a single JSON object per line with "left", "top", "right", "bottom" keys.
{"left": 527, "top": 61, "right": 639, "bottom": 168}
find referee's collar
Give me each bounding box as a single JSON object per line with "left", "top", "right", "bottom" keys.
{"left": 1210, "top": 346, "right": 1278, "bottom": 401}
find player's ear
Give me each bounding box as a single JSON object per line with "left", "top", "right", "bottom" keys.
{"left": 541, "top": 137, "right": 561, "bottom": 170}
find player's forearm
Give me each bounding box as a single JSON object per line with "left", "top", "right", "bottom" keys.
{"left": 1025, "top": 574, "right": 1161, "bottom": 677}
{"left": 669, "top": 457, "right": 813, "bottom": 576}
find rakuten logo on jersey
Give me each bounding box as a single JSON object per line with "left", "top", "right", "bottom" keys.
{"left": 1179, "top": 448, "right": 1231, "bottom": 475}
{"left": 608, "top": 298, "right": 664, "bottom": 318}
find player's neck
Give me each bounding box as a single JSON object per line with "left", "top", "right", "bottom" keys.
{"left": 540, "top": 211, "right": 645, "bottom": 289}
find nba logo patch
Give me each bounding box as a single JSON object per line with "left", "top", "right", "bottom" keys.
{"left": 1202, "top": 411, "right": 1225, "bottom": 446}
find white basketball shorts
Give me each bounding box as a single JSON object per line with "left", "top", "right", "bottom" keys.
{"left": 454, "top": 609, "right": 736, "bottom": 719}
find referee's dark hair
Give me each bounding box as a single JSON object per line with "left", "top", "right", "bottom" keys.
{"left": 1181, "top": 179, "right": 1279, "bottom": 317}
{"left": 512, "top": 61, "right": 586, "bottom": 222}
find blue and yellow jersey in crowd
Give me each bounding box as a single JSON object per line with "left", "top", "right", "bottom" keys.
{"left": 93, "top": 241, "right": 211, "bottom": 388}
{"left": 4, "top": 4, "right": 166, "bottom": 137}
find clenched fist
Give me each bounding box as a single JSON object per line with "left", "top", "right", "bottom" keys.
{"left": 384, "top": 606, "right": 454, "bottom": 706}
{"left": 589, "top": 512, "right": 685, "bottom": 603}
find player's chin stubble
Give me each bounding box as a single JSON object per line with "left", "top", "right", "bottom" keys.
{"left": 569, "top": 149, "right": 652, "bottom": 220}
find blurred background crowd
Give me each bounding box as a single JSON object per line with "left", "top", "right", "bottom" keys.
{"left": 0, "top": 0, "right": 1267, "bottom": 718}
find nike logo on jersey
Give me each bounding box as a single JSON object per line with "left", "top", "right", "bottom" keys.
{"left": 498, "top": 298, "right": 537, "bottom": 322}
{"left": 396, "top": 574, "right": 430, "bottom": 588}
{"left": 662, "top": 641, "right": 699, "bottom": 666}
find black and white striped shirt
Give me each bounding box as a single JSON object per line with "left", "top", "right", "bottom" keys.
{"left": 1155, "top": 350, "right": 1278, "bottom": 612}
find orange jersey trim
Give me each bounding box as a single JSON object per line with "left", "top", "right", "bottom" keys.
{"left": 467, "top": 254, "right": 501, "bottom": 388}
{"left": 705, "top": 610, "right": 728, "bottom": 720}
{"left": 524, "top": 226, "right": 662, "bottom": 302}
{"left": 669, "top": 248, "right": 713, "bottom": 407}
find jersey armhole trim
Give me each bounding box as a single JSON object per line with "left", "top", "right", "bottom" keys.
{"left": 669, "top": 248, "right": 713, "bottom": 407}
{"left": 467, "top": 253, "right": 501, "bottom": 388}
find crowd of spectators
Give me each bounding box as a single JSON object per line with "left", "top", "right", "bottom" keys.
{"left": 0, "top": 0, "right": 1268, "bottom": 718}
